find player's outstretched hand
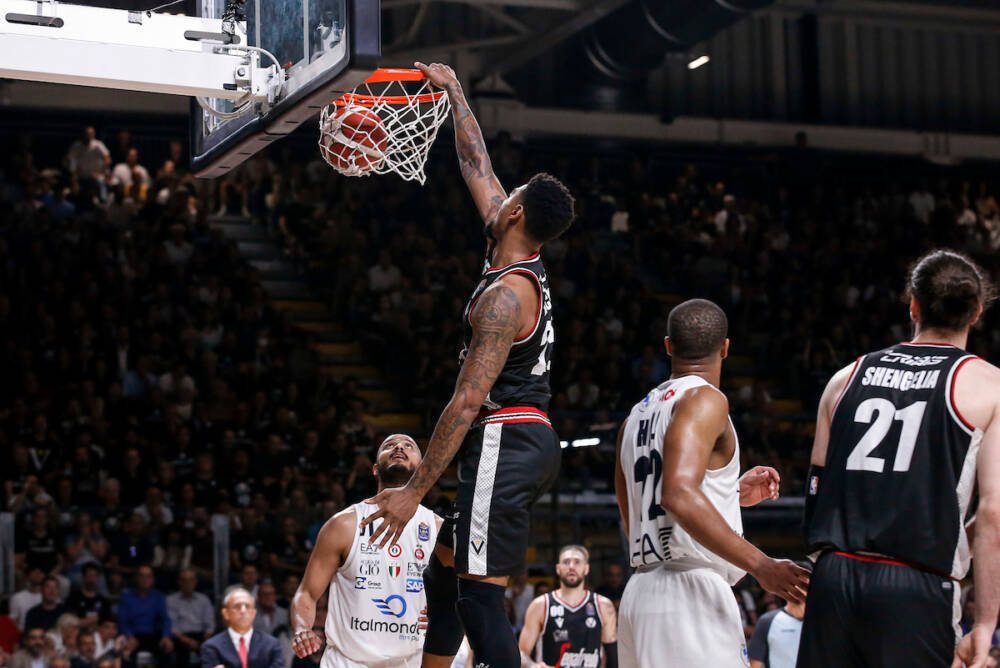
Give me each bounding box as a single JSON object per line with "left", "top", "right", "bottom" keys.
{"left": 951, "top": 625, "right": 994, "bottom": 668}
{"left": 292, "top": 629, "right": 322, "bottom": 658}
{"left": 739, "top": 466, "right": 781, "bottom": 507}
{"left": 415, "top": 62, "right": 458, "bottom": 90}
{"left": 361, "top": 485, "right": 421, "bottom": 549}
{"left": 751, "top": 557, "right": 810, "bottom": 604}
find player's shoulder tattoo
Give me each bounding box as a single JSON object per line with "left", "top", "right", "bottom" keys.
{"left": 471, "top": 284, "right": 522, "bottom": 337}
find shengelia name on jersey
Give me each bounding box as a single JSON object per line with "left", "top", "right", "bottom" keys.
{"left": 861, "top": 366, "right": 941, "bottom": 391}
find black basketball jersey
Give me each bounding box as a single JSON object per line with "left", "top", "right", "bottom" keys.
{"left": 461, "top": 252, "right": 553, "bottom": 411}
{"left": 807, "top": 342, "right": 982, "bottom": 577}
{"left": 539, "top": 591, "right": 603, "bottom": 668}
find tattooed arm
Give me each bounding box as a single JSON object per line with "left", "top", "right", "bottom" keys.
{"left": 359, "top": 276, "right": 530, "bottom": 547}
{"left": 415, "top": 61, "right": 507, "bottom": 226}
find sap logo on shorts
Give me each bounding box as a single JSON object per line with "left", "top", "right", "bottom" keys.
{"left": 549, "top": 605, "right": 564, "bottom": 617}
{"left": 470, "top": 538, "right": 486, "bottom": 555}
{"left": 388, "top": 543, "right": 403, "bottom": 558}
{"left": 407, "top": 562, "right": 424, "bottom": 576}
{"left": 372, "top": 595, "right": 407, "bottom": 618}
{"left": 359, "top": 560, "right": 381, "bottom": 576}
{"left": 415, "top": 546, "right": 425, "bottom": 560}
{"left": 585, "top": 617, "right": 597, "bottom": 629}
{"left": 418, "top": 522, "right": 430, "bottom": 542}
{"left": 405, "top": 578, "right": 424, "bottom": 593}
{"left": 387, "top": 561, "right": 402, "bottom": 579}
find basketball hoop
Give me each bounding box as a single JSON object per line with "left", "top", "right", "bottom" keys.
{"left": 318, "top": 68, "right": 450, "bottom": 184}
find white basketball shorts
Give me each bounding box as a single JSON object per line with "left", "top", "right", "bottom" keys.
{"left": 320, "top": 646, "right": 422, "bottom": 668}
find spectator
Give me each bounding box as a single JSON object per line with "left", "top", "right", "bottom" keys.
{"left": 91, "top": 619, "right": 121, "bottom": 659}
{"left": 167, "top": 570, "right": 214, "bottom": 668}
{"left": 11, "top": 567, "right": 45, "bottom": 631}
{"left": 24, "top": 577, "right": 67, "bottom": 632}
{"left": 199, "top": 589, "right": 282, "bottom": 668}
{"left": 251, "top": 583, "right": 287, "bottom": 637}
{"left": 117, "top": 567, "right": 173, "bottom": 660}
{"left": 367, "top": 250, "right": 401, "bottom": 293}
{"left": 0, "top": 600, "right": 18, "bottom": 655}
{"left": 69, "top": 632, "right": 97, "bottom": 668}
{"left": 17, "top": 509, "right": 62, "bottom": 576}
{"left": 595, "top": 563, "right": 626, "bottom": 608}
{"left": 909, "top": 180, "right": 935, "bottom": 224}
{"left": 107, "top": 514, "right": 154, "bottom": 578}
{"left": 46, "top": 614, "right": 80, "bottom": 658}
{"left": 109, "top": 149, "right": 149, "bottom": 191}
{"left": 66, "top": 127, "right": 110, "bottom": 183}
{"left": 748, "top": 590, "right": 807, "bottom": 668}
{"left": 65, "top": 565, "right": 110, "bottom": 628}
{"left": 10, "top": 627, "right": 51, "bottom": 668}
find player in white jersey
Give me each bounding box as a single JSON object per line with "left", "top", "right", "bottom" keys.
{"left": 290, "top": 434, "right": 443, "bottom": 668}
{"left": 613, "top": 299, "right": 810, "bottom": 668}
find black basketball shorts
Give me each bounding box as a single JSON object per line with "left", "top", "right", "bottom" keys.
{"left": 796, "top": 551, "right": 960, "bottom": 668}
{"left": 436, "top": 407, "right": 561, "bottom": 577}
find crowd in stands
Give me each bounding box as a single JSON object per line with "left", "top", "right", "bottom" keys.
{"left": 3, "top": 122, "right": 1000, "bottom": 666}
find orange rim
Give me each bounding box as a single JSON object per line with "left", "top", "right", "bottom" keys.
{"left": 334, "top": 91, "right": 446, "bottom": 107}
{"left": 363, "top": 67, "right": 427, "bottom": 83}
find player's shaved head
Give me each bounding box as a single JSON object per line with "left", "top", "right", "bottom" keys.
{"left": 667, "top": 299, "right": 728, "bottom": 360}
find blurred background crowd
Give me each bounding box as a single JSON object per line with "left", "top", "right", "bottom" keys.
{"left": 2, "top": 123, "right": 1000, "bottom": 666}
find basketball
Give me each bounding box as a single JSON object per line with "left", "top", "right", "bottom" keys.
{"left": 319, "top": 105, "right": 389, "bottom": 176}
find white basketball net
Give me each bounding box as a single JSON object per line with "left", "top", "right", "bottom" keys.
{"left": 318, "top": 73, "right": 451, "bottom": 185}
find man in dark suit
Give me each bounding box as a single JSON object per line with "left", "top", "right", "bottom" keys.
{"left": 200, "top": 588, "right": 282, "bottom": 668}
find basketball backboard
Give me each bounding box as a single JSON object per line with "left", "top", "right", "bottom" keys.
{"left": 190, "top": 0, "right": 379, "bottom": 178}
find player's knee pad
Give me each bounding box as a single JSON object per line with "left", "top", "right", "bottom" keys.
{"left": 456, "top": 578, "right": 519, "bottom": 668}
{"left": 422, "top": 553, "right": 464, "bottom": 657}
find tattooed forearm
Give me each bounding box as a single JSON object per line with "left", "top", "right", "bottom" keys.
{"left": 445, "top": 83, "right": 506, "bottom": 225}
{"left": 407, "top": 284, "right": 522, "bottom": 494}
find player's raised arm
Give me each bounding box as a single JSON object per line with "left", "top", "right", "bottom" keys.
{"left": 361, "top": 275, "right": 532, "bottom": 547}
{"left": 415, "top": 61, "right": 507, "bottom": 226}
{"left": 290, "top": 510, "right": 354, "bottom": 658}
{"left": 660, "top": 387, "right": 809, "bottom": 603}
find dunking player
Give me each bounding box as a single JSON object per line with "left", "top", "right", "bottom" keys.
{"left": 799, "top": 249, "right": 1000, "bottom": 668}
{"left": 290, "top": 434, "right": 441, "bottom": 668}
{"left": 517, "top": 545, "right": 617, "bottom": 668}
{"left": 361, "top": 61, "right": 575, "bottom": 668}
{"left": 614, "top": 299, "right": 810, "bottom": 668}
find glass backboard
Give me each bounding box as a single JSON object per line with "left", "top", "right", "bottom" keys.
{"left": 190, "top": 0, "right": 379, "bottom": 178}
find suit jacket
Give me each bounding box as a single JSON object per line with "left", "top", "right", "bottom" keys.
{"left": 200, "top": 630, "right": 283, "bottom": 668}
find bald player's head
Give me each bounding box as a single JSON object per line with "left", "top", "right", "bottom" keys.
{"left": 373, "top": 434, "right": 421, "bottom": 488}
{"left": 666, "top": 299, "right": 729, "bottom": 360}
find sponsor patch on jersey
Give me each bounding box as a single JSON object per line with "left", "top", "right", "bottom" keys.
{"left": 470, "top": 538, "right": 485, "bottom": 555}
{"left": 554, "top": 617, "right": 564, "bottom": 628}
{"left": 360, "top": 541, "right": 380, "bottom": 555}
{"left": 355, "top": 577, "right": 366, "bottom": 589}
{"left": 585, "top": 617, "right": 597, "bottom": 628}
{"left": 809, "top": 475, "right": 819, "bottom": 495}
{"left": 407, "top": 562, "right": 424, "bottom": 576}
{"left": 388, "top": 543, "right": 403, "bottom": 558}
{"left": 418, "top": 522, "right": 430, "bottom": 542}
{"left": 586, "top": 602, "right": 595, "bottom": 616}
{"left": 405, "top": 578, "right": 424, "bottom": 593}
{"left": 552, "top": 629, "right": 569, "bottom": 642}
{"left": 359, "top": 560, "right": 380, "bottom": 576}
{"left": 372, "top": 595, "right": 407, "bottom": 618}
{"left": 414, "top": 546, "right": 425, "bottom": 560}
{"left": 660, "top": 389, "right": 675, "bottom": 401}
{"left": 387, "top": 561, "right": 402, "bottom": 579}
{"left": 549, "top": 605, "right": 563, "bottom": 617}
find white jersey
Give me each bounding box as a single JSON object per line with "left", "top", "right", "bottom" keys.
{"left": 324, "top": 501, "right": 438, "bottom": 667}
{"left": 621, "top": 375, "right": 745, "bottom": 585}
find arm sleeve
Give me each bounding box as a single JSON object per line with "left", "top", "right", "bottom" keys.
{"left": 747, "top": 609, "right": 776, "bottom": 662}
{"left": 200, "top": 639, "right": 222, "bottom": 668}
{"left": 159, "top": 594, "right": 172, "bottom": 637}
{"left": 118, "top": 594, "right": 134, "bottom": 637}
